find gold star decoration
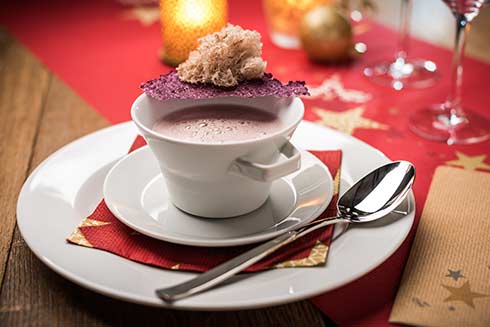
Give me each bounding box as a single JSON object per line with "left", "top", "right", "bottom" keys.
{"left": 66, "top": 218, "right": 110, "bottom": 247}
{"left": 446, "top": 152, "right": 490, "bottom": 171}
{"left": 388, "top": 107, "right": 400, "bottom": 115}
{"left": 273, "top": 241, "right": 328, "bottom": 268}
{"left": 333, "top": 168, "right": 341, "bottom": 196}
{"left": 274, "top": 65, "right": 288, "bottom": 74}
{"left": 307, "top": 75, "right": 372, "bottom": 103}
{"left": 314, "top": 106, "right": 388, "bottom": 135}
{"left": 353, "top": 22, "right": 370, "bottom": 35}
{"left": 412, "top": 297, "right": 430, "bottom": 308}
{"left": 441, "top": 281, "right": 488, "bottom": 308}
{"left": 122, "top": 6, "right": 160, "bottom": 26}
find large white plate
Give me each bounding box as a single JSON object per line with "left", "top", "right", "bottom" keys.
{"left": 17, "top": 121, "right": 415, "bottom": 310}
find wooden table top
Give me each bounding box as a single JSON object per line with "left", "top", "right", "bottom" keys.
{"left": 0, "top": 1, "right": 488, "bottom": 326}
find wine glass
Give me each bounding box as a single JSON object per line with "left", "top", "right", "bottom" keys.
{"left": 363, "top": 0, "right": 438, "bottom": 90}
{"left": 409, "top": 0, "right": 490, "bottom": 144}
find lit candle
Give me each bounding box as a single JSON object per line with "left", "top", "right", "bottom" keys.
{"left": 160, "top": 0, "right": 227, "bottom": 66}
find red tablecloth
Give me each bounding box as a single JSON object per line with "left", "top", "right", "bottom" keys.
{"left": 2, "top": 0, "right": 490, "bottom": 325}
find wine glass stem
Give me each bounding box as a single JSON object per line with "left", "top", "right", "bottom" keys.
{"left": 446, "top": 14, "right": 469, "bottom": 120}
{"left": 395, "top": 0, "right": 412, "bottom": 63}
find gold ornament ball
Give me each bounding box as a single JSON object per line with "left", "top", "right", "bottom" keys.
{"left": 299, "top": 5, "right": 353, "bottom": 62}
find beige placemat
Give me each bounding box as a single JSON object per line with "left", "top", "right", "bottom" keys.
{"left": 390, "top": 166, "right": 490, "bottom": 327}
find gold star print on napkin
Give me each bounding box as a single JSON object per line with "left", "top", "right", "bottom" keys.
{"left": 446, "top": 152, "right": 490, "bottom": 171}
{"left": 122, "top": 6, "right": 160, "bottom": 26}
{"left": 390, "top": 166, "right": 490, "bottom": 326}
{"left": 446, "top": 269, "right": 464, "bottom": 281}
{"left": 68, "top": 218, "right": 111, "bottom": 247}
{"left": 442, "top": 282, "right": 488, "bottom": 309}
{"left": 313, "top": 106, "right": 387, "bottom": 135}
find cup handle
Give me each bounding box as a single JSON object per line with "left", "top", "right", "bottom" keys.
{"left": 229, "top": 141, "right": 301, "bottom": 182}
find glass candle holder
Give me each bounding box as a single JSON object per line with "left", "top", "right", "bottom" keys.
{"left": 160, "top": 0, "right": 227, "bottom": 66}
{"left": 263, "top": 0, "right": 331, "bottom": 49}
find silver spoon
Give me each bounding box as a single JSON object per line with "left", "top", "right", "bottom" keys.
{"left": 156, "top": 160, "right": 415, "bottom": 302}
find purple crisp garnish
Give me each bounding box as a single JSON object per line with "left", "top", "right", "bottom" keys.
{"left": 140, "top": 71, "right": 309, "bottom": 100}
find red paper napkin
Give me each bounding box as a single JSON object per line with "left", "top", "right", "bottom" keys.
{"left": 68, "top": 136, "right": 342, "bottom": 272}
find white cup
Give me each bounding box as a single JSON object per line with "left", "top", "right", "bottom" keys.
{"left": 131, "top": 94, "right": 304, "bottom": 218}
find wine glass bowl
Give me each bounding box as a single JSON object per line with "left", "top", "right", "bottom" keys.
{"left": 409, "top": 0, "right": 490, "bottom": 144}
{"left": 443, "top": 0, "right": 485, "bottom": 20}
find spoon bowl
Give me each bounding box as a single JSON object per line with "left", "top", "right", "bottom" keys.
{"left": 338, "top": 161, "right": 415, "bottom": 223}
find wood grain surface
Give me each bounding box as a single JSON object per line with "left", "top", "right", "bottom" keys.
{"left": 0, "top": 31, "right": 50, "bottom": 285}
{"left": 0, "top": 1, "right": 489, "bottom": 326}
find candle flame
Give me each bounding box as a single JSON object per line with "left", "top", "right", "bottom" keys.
{"left": 177, "top": 0, "right": 212, "bottom": 26}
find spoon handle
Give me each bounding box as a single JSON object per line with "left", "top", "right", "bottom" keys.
{"left": 155, "top": 215, "right": 344, "bottom": 302}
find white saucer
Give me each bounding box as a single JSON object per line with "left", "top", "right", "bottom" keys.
{"left": 103, "top": 147, "right": 333, "bottom": 247}
{"left": 17, "top": 121, "right": 415, "bottom": 310}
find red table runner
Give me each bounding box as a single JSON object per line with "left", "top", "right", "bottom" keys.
{"left": 3, "top": 0, "right": 490, "bottom": 325}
